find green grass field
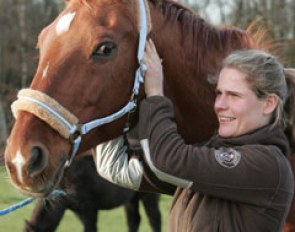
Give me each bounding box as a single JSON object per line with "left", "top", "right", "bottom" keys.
{"left": 0, "top": 166, "right": 172, "bottom": 231}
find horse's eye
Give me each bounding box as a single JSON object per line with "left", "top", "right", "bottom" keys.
{"left": 91, "top": 41, "right": 117, "bottom": 60}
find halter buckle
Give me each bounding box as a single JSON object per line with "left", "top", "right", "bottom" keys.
{"left": 69, "top": 124, "right": 83, "bottom": 143}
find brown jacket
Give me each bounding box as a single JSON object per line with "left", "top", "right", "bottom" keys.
{"left": 137, "top": 96, "right": 294, "bottom": 232}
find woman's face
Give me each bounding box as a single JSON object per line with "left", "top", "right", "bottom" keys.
{"left": 214, "top": 67, "right": 271, "bottom": 138}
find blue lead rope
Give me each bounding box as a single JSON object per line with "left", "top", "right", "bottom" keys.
{"left": 0, "top": 190, "right": 66, "bottom": 216}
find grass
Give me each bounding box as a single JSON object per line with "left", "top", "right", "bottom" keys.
{"left": 0, "top": 165, "right": 172, "bottom": 231}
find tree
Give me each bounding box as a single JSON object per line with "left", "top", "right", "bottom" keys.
{"left": 0, "top": 0, "right": 64, "bottom": 152}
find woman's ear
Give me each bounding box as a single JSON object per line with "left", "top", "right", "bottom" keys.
{"left": 263, "top": 94, "right": 279, "bottom": 115}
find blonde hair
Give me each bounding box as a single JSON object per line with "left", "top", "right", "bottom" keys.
{"left": 221, "top": 49, "right": 287, "bottom": 126}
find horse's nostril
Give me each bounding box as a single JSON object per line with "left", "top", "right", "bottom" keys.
{"left": 28, "top": 146, "right": 48, "bottom": 177}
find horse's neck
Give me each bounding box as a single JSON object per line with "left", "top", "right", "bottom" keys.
{"left": 146, "top": 1, "right": 248, "bottom": 142}
{"left": 147, "top": 6, "right": 217, "bottom": 142}
{"left": 149, "top": 2, "right": 218, "bottom": 91}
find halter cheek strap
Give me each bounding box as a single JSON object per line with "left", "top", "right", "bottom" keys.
{"left": 11, "top": 0, "right": 151, "bottom": 167}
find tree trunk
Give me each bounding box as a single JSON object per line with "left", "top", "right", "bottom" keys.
{"left": 18, "top": 2, "right": 28, "bottom": 88}
{"left": 0, "top": 96, "right": 7, "bottom": 165}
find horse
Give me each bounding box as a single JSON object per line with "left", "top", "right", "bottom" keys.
{"left": 24, "top": 154, "right": 161, "bottom": 232}
{"left": 4, "top": 0, "right": 295, "bottom": 231}
{"left": 4, "top": 0, "right": 256, "bottom": 196}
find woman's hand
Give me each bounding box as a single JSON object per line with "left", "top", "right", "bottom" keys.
{"left": 143, "top": 39, "right": 164, "bottom": 97}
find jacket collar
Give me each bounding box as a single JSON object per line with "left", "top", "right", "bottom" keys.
{"left": 209, "top": 124, "right": 290, "bottom": 157}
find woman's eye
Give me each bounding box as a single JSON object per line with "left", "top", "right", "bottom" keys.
{"left": 91, "top": 41, "right": 117, "bottom": 60}
{"left": 230, "top": 92, "right": 240, "bottom": 97}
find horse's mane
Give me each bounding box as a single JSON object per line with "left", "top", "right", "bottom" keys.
{"left": 147, "top": 0, "right": 253, "bottom": 76}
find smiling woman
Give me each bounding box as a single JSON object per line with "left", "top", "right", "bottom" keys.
{"left": 94, "top": 46, "right": 295, "bottom": 232}
{"left": 214, "top": 50, "right": 286, "bottom": 138}
{"left": 215, "top": 67, "right": 270, "bottom": 137}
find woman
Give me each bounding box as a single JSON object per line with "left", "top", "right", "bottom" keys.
{"left": 93, "top": 40, "right": 294, "bottom": 231}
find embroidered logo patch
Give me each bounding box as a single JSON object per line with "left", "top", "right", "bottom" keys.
{"left": 214, "top": 148, "right": 241, "bottom": 168}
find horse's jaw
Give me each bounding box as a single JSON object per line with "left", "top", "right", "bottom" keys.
{"left": 5, "top": 155, "right": 67, "bottom": 198}
{"left": 5, "top": 152, "right": 68, "bottom": 197}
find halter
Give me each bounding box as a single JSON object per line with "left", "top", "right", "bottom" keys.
{"left": 11, "top": 0, "right": 151, "bottom": 167}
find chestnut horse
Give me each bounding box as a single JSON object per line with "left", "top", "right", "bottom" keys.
{"left": 4, "top": 0, "right": 295, "bottom": 231}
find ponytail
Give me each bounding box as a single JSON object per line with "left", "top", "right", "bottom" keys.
{"left": 284, "top": 68, "right": 295, "bottom": 153}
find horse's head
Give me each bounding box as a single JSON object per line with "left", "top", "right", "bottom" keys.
{"left": 5, "top": 0, "right": 149, "bottom": 196}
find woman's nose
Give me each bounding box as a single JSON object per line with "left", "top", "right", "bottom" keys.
{"left": 214, "top": 95, "right": 227, "bottom": 110}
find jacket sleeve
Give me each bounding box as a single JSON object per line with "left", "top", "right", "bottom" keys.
{"left": 138, "top": 96, "right": 293, "bottom": 205}
{"left": 93, "top": 136, "right": 175, "bottom": 195}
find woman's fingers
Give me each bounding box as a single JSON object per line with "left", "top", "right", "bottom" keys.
{"left": 148, "top": 39, "right": 157, "bottom": 54}
{"left": 143, "top": 39, "right": 164, "bottom": 97}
